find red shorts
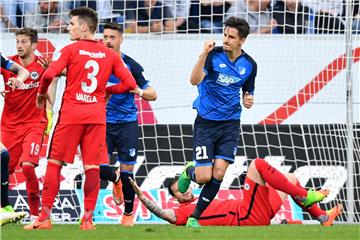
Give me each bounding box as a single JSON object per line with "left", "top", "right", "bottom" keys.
{"left": 2, "top": 126, "right": 45, "bottom": 174}
{"left": 47, "top": 124, "right": 108, "bottom": 165}
{"left": 238, "top": 177, "right": 282, "bottom": 226}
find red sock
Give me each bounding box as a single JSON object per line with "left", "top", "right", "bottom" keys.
{"left": 83, "top": 168, "right": 100, "bottom": 221}
{"left": 22, "top": 165, "right": 40, "bottom": 216}
{"left": 39, "top": 162, "right": 62, "bottom": 222}
{"left": 255, "top": 158, "right": 307, "bottom": 200}
{"left": 295, "top": 180, "right": 327, "bottom": 222}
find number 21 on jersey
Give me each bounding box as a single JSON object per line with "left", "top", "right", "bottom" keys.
{"left": 196, "top": 146, "right": 208, "bottom": 160}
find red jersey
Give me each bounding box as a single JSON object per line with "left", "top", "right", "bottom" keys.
{"left": 39, "top": 39, "right": 136, "bottom": 125}
{"left": 1, "top": 55, "right": 46, "bottom": 131}
{"left": 174, "top": 198, "right": 240, "bottom": 226}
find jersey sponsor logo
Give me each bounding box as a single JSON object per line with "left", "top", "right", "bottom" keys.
{"left": 216, "top": 73, "right": 241, "bottom": 86}
{"left": 18, "top": 81, "right": 39, "bottom": 90}
{"left": 75, "top": 93, "right": 97, "bottom": 103}
{"left": 238, "top": 67, "right": 246, "bottom": 75}
{"left": 79, "top": 50, "right": 106, "bottom": 59}
{"left": 30, "top": 71, "right": 39, "bottom": 80}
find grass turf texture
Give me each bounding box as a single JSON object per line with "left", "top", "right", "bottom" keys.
{"left": 1, "top": 224, "right": 358, "bottom": 240}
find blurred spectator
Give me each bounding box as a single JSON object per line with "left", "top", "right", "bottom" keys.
{"left": 74, "top": 0, "right": 124, "bottom": 32}
{"left": 200, "top": 0, "right": 232, "bottom": 33}
{"left": 24, "top": 0, "right": 70, "bottom": 33}
{"left": 351, "top": 0, "right": 360, "bottom": 33}
{"left": 227, "top": 0, "right": 277, "bottom": 33}
{"left": 301, "top": 0, "right": 344, "bottom": 33}
{"left": 272, "top": 0, "right": 311, "bottom": 34}
{"left": 0, "top": 0, "right": 36, "bottom": 32}
{"left": 126, "top": 0, "right": 175, "bottom": 33}
{"left": 163, "top": 0, "right": 190, "bottom": 32}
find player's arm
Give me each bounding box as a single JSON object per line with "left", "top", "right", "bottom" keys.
{"left": 7, "top": 61, "right": 30, "bottom": 83}
{"left": 128, "top": 61, "right": 157, "bottom": 101}
{"left": 131, "top": 86, "right": 157, "bottom": 101}
{"left": 129, "top": 177, "right": 177, "bottom": 224}
{"left": 37, "top": 47, "right": 69, "bottom": 108}
{"left": 190, "top": 40, "right": 215, "bottom": 85}
{"left": 106, "top": 55, "right": 137, "bottom": 94}
{"left": 242, "top": 61, "right": 257, "bottom": 109}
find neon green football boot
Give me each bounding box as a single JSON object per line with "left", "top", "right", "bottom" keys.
{"left": 186, "top": 217, "right": 201, "bottom": 228}
{"left": 0, "top": 206, "right": 27, "bottom": 225}
{"left": 178, "top": 161, "right": 195, "bottom": 193}
{"left": 302, "top": 188, "right": 330, "bottom": 207}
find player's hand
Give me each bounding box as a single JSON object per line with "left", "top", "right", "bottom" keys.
{"left": 202, "top": 40, "right": 215, "bottom": 55}
{"left": 37, "top": 56, "right": 52, "bottom": 69}
{"left": 45, "top": 110, "right": 54, "bottom": 135}
{"left": 243, "top": 92, "right": 254, "bottom": 109}
{"left": 130, "top": 87, "right": 143, "bottom": 97}
{"left": 6, "top": 77, "right": 24, "bottom": 90}
{"left": 129, "top": 177, "right": 143, "bottom": 198}
{"left": 36, "top": 93, "right": 51, "bottom": 109}
{"left": 0, "top": 90, "right": 10, "bottom": 97}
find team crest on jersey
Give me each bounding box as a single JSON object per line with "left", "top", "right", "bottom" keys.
{"left": 129, "top": 148, "right": 136, "bottom": 157}
{"left": 30, "top": 71, "right": 39, "bottom": 80}
{"left": 244, "top": 183, "right": 250, "bottom": 190}
{"left": 238, "top": 67, "right": 246, "bottom": 75}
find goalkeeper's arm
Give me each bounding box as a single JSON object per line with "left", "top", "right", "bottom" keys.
{"left": 129, "top": 177, "right": 177, "bottom": 224}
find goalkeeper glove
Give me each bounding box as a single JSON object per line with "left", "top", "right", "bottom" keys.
{"left": 45, "top": 110, "right": 53, "bottom": 135}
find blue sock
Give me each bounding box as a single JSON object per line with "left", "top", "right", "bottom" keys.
{"left": 120, "top": 171, "right": 135, "bottom": 215}
{"left": 1, "top": 150, "right": 10, "bottom": 207}
{"left": 191, "top": 177, "right": 222, "bottom": 220}
{"left": 186, "top": 166, "right": 196, "bottom": 182}
{"left": 99, "top": 165, "right": 119, "bottom": 183}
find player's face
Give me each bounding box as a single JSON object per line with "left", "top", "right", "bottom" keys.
{"left": 170, "top": 181, "right": 195, "bottom": 203}
{"left": 68, "top": 16, "right": 82, "bottom": 41}
{"left": 103, "top": 29, "right": 123, "bottom": 52}
{"left": 16, "top": 35, "right": 36, "bottom": 58}
{"left": 223, "top": 27, "right": 246, "bottom": 53}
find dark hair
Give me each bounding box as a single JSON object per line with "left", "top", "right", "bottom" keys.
{"left": 69, "top": 7, "right": 98, "bottom": 33}
{"left": 104, "top": 22, "right": 123, "bottom": 34}
{"left": 224, "top": 17, "right": 250, "bottom": 38}
{"left": 167, "top": 176, "right": 180, "bottom": 197}
{"left": 15, "top": 28, "right": 38, "bottom": 43}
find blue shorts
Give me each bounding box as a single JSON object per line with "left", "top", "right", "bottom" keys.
{"left": 192, "top": 115, "right": 240, "bottom": 166}
{"left": 106, "top": 121, "right": 138, "bottom": 165}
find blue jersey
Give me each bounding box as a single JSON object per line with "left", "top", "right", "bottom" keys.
{"left": 193, "top": 47, "right": 257, "bottom": 121}
{"left": 1, "top": 54, "right": 14, "bottom": 70}
{"left": 106, "top": 53, "right": 150, "bottom": 123}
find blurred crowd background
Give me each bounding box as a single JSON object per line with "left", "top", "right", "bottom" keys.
{"left": 0, "top": 0, "right": 359, "bottom": 34}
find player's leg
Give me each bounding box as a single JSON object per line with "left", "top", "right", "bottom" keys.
{"left": 0, "top": 142, "right": 11, "bottom": 209}
{"left": 291, "top": 177, "right": 342, "bottom": 226}
{"left": 99, "top": 123, "right": 119, "bottom": 183}
{"left": 20, "top": 127, "right": 45, "bottom": 218}
{"left": 99, "top": 123, "right": 122, "bottom": 205}
{"left": 24, "top": 124, "right": 81, "bottom": 230}
{"left": 249, "top": 158, "right": 329, "bottom": 207}
{"left": 116, "top": 121, "right": 138, "bottom": 226}
{"left": 79, "top": 124, "right": 108, "bottom": 230}
{"left": 186, "top": 120, "right": 239, "bottom": 227}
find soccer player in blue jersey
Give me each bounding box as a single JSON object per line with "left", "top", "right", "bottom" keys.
{"left": 99, "top": 23, "right": 157, "bottom": 226}
{"left": 1, "top": 53, "right": 29, "bottom": 225}
{"left": 177, "top": 17, "right": 257, "bottom": 227}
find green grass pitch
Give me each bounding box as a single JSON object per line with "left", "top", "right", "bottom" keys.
{"left": 1, "top": 224, "right": 359, "bottom": 240}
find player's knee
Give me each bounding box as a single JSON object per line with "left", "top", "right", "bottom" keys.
{"left": 21, "top": 164, "right": 36, "bottom": 177}
{"left": 100, "top": 165, "right": 113, "bottom": 181}
{"left": 1, "top": 149, "right": 9, "bottom": 165}
{"left": 253, "top": 158, "right": 267, "bottom": 171}
{"left": 285, "top": 173, "right": 297, "bottom": 184}
{"left": 195, "top": 170, "right": 212, "bottom": 184}
{"left": 212, "top": 167, "right": 226, "bottom": 181}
